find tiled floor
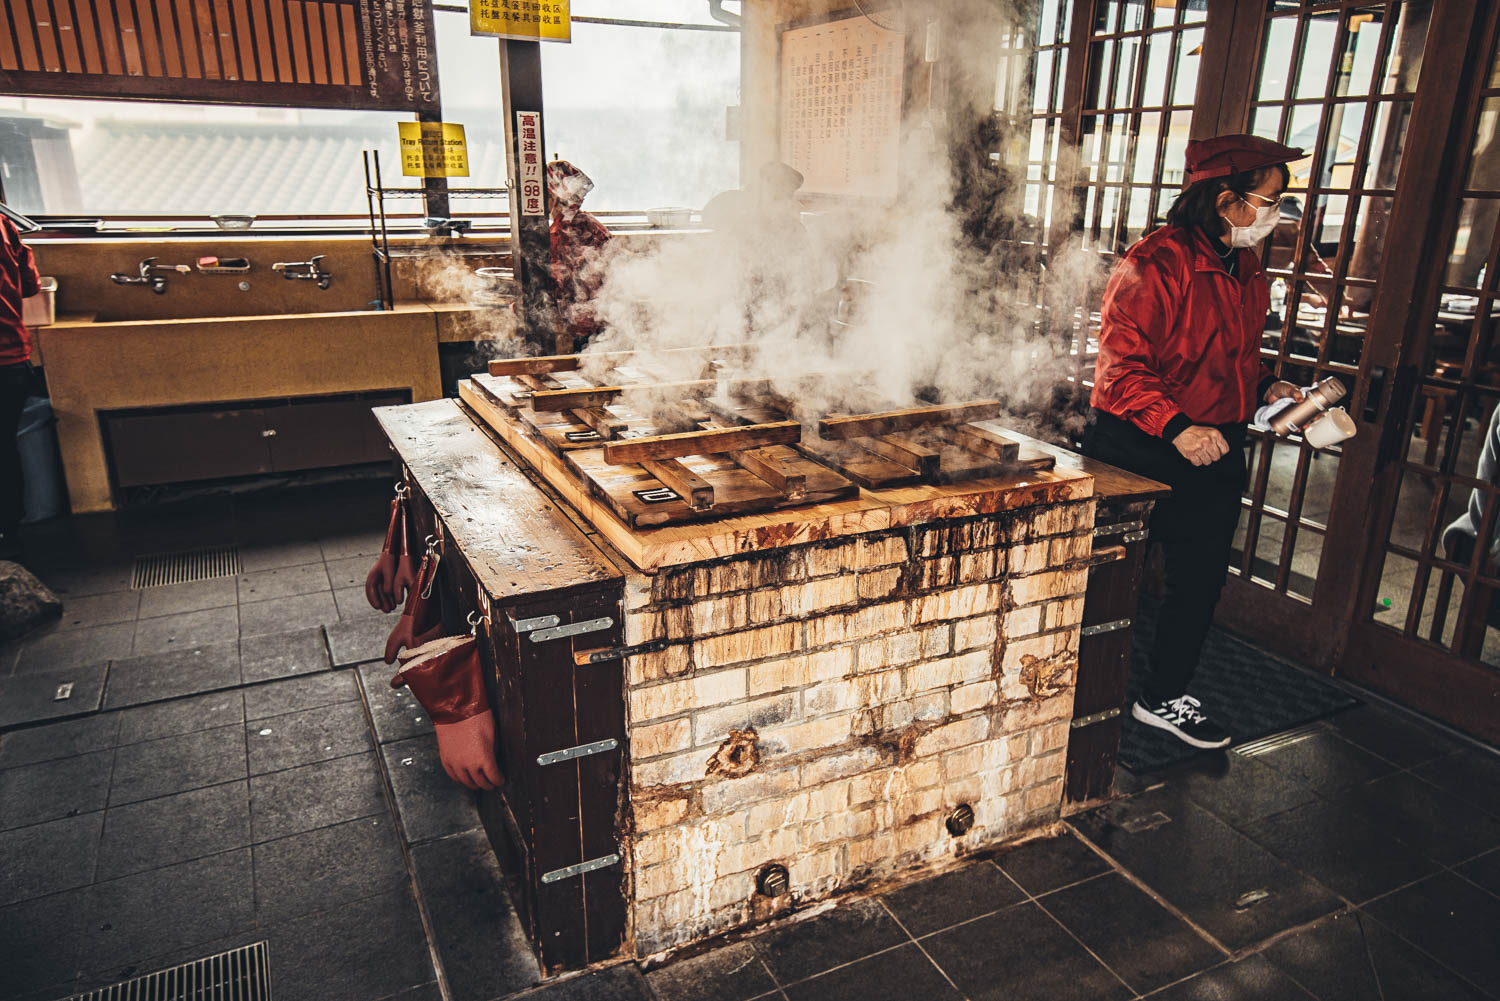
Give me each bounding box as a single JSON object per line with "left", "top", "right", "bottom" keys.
{"left": 1, "top": 482, "right": 1498, "bottom": 1001}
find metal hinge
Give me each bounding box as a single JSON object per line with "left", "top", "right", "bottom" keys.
{"left": 537, "top": 738, "right": 620, "bottom": 766}
{"left": 1122, "top": 529, "right": 1149, "bottom": 543}
{"left": 530, "top": 616, "right": 614, "bottom": 642}
{"left": 508, "top": 613, "right": 561, "bottom": 634}
{"left": 1071, "top": 707, "right": 1122, "bottom": 728}
{"left": 541, "top": 851, "right": 622, "bottom": 884}
{"left": 1093, "top": 520, "right": 1144, "bottom": 537}
{"left": 1080, "top": 617, "right": 1132, "bottom": 637}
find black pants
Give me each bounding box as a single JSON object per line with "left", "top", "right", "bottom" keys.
{"left": 0, "top": 361, "right": 34, "bottom": 536}
{"left": 1082, "top": 411, "right": 1246, "bottom": 704}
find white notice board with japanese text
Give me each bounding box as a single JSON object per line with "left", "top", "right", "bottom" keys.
{"left": 779, "top": 14, "right": 904, "bottom": 199}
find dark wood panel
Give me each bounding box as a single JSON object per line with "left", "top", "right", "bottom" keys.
{"left": 264, "top": 395, "right": 401, "bottom": 472}
{"left": 107, "top": 407, "right": 271, "bottom": 487}
{"left": 0, "top": 0, "right": 437, "bottom": 109}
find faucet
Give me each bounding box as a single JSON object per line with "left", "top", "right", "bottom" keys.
{"left": 272, "top": 255, "right": 332, "bottom": 290}
{"left": 110, "top": 257, "right": 186, "bottom": 294}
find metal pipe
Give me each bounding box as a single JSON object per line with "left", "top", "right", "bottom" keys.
{"left": 707, "top": 0, "right": 741, "bottom": 27}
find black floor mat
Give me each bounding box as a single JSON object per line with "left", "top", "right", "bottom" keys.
{"left": 1119, "top": 597, "right": 1359, "bottom": 773}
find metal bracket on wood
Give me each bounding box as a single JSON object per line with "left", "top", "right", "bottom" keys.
{"left": 1093, "top": 520, "right": 1144, "bottom": 537}
{"left": 509, "top": 613, "right": 561, "bottom": 634}
{"left": 537, "top": 738, "right": 620, "bottom": 766}
{"left": 541, "top": 852, "right": 622, "bottom": 884}
{"left": 1070, "top": 707, "right": 1122, "bottom": 728}
{"left": 1080, "top": 618, "right": 1132, "bottom": 637}
{"left": 1122, "top": 530, "right": 1150, "bottom": 543}
{"left": 530, "top": 617, "right": 614, "bottom": 642}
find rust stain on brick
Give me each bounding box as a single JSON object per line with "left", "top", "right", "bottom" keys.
{"left": 706, "top": 728, "right": 761, "bottom": 778}
{"left": 1018, "top": 653, "right": 1070, "bottom": 699}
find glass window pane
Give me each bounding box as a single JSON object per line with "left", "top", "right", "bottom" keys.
{"left": 1143, "top": 30, "right": 1172, "bottom": 107}
{"left": 1381, "top": 0, "right": 1431, "bottom": 95}
{"left": 1361, "top": 99, "right": 1413, "bottom": 190}
{"left": 1445, "top": 198, "right": 1500, "bottom": 289}
{"left": 1181, "top": 0, "right": 1207, "bottom": 24}
{"left": 1347, "top": 195, "right": 1395, "bottom": 282}
{"left": 1315, "top": 101, "right": 1366, "bottom": 191}
{"left": 1123, "top": 185, "right": 1153, "bottom": 245}
{"left": 1250, "top": 104, "right": 1285, "bottom": 142}
{"left": 1173, "top": 28, "right": 1204, "bottom": 106}
{"left": 0, "top": 99, "right": 418, "bottom": 216}
{"left": 1119, "top": 0, "right": 1147, "bottom": 34}
{"left": 1106, "top": 114, "right": 1129, "bottom": 181}
{"left": 1132, "top": 111, "right": 1163, "bottom": 184}
{"left": 1336, "top": 9, "right": 1386, "bottom": 99}
{"left": 1257, "top": 16, "right": 1298, "bottom": 103}
{"left": 1295, "top": 13, "right": 1342, "bottom": 101}
{"left": 1374, "top": 551, "right": 1420, "bottom": 630}
{"left": 1290, "top": 528, "right": 1324, "bottom": 600}
{"left": 1115, "top": 37, "right": 1142, "bottom": 106}
{"left": 1465, "top": 98, "right": 1500, "bottom": 193}
{"left": 1039, "top": 0, "right": 1062, "bottom": 46}
{"left": 1091, "top": 40, "right": 1116, "bottom": 110}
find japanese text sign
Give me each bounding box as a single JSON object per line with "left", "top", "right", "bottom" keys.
{"left": 398, "top": 122, "right": 471, "bottom": 177}
{"left": 516, "top": 111, "right": 546, "bottom": 216}
{"left": 472, "top": 0, "right": 571, "bottom": 42}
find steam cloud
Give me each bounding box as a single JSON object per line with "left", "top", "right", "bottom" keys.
{"left": 499, "top": 0, "right": 1102, "bottom": 440}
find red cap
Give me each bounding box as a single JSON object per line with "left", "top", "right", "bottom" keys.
{"left": 1185, "top": 134, "right": 1305, "bottom": 183}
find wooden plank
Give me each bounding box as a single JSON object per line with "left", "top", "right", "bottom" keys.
{"left": 571, "top": 407, "right": 627, "bottom": 440}
{"left": 857, "top": 433, "right": 941, "bottom": 479}
{"left": 528, "top": 379, "right": 771, "bottom": 413}
{"left": 818, "top": 401, "right": 1006, "bottom": 440}
{"left": 953, "top": 424, "right": 1021, "bottom": 463}
{"left": 373, "top": 399, "right": 621, "bottom": 601}
{"left": 640, "top": 459, "right": 714, "bottom": 511}
{"left": 729, "top": 447, "right": 807, "bottom": 500}
{"left": 489, "top": 355, "right": 585, "bottom": 377}
{"left": 602, "top": 421, "right": 800, "bottom": 465}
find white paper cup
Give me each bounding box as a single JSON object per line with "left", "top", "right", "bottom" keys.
{"left": 1303, "top": 407, "right": 1357, "bottom": 449}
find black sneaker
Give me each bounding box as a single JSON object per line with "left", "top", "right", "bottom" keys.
{"left": 1132, "top": 695, "right": 1231, "bottom": 749}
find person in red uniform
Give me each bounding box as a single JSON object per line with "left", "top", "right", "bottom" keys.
{"left": 1083, "top": 134, "right": 1307, "bottom": 750}
{"left": 0, "top": 213, "right": 40, "bottom": 560}
{"left": 545, "top": 160, "right": 613, "bottom": 351}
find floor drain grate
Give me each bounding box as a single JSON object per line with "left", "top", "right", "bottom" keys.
{"left": 131, "top": 546, "right": 242, "bottom": 589}
{"left": 69, "top": 940, "right": 271, "bottom": 1001}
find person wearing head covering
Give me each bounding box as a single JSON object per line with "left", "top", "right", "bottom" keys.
{"left": 1082, "top": 133, "right": 1308, "bottom": 751}
{"left": 545, "top": 160, "right": 613, "bottom": 350}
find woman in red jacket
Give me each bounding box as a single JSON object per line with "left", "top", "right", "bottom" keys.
{"left": 1083, "top": 134, "right": 1307, "bottom": 750}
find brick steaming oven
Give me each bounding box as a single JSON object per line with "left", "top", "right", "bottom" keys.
{"left": 374, "top": 347, "right": 1155, "bottom": 975}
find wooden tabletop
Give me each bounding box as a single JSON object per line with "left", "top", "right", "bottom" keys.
{"left": 1020, "top": 438, "right": 1170, "bottom": 503}
{"left": 375, "top": 399, "right": 622, "bottom": 599}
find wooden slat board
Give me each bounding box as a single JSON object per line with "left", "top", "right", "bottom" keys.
{"left": 457, "top": 380, "right": 1095, "bottom": 572}
{"left": 373, "top": 399, "right": 622, "bottom": 600}
{"left": 469, "top": 374, "right": 859, "bottom": 529}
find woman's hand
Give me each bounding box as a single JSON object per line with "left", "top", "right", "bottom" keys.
{"left": 1174, "top": 425, "right": 1230, "bottom": 467}
{"left": 1264, "top": 381, "right": 1306, "bottom": 405}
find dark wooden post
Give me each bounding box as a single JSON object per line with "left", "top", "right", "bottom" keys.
{"left": 499, "top": 39, "right": 564, "bottom": 354}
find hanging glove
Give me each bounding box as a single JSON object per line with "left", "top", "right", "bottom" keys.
{"left": 385, "top": 539, "right": 445, "bottom": 664}
{"left": 391, "top": 633, "right": 504, "bottom": 790}
{"left": 365, "top": 484, "right": 410, "bottom": 613}
{"left": 388, "top": 490, "right": 419, "bottom": 610}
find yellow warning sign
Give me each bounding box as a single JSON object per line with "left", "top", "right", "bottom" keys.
{"left": 398, "top": 122, "right": 471, "bottom": 178}
{"left": 470, "top": 0, "right": 571, "bottom": 42}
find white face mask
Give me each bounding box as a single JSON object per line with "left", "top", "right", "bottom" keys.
{"left": 1223, "top": 200, "right": 1280, "bottom": 248}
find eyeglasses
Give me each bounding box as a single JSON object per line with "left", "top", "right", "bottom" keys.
{"left": 1242, "top": 191, "right": 1288, "bottom": 209}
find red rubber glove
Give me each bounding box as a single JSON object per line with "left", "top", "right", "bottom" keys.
{"left": 365, "top": 491, "right": 409, "bottom": 613}
{"left": 391, "top": 634, "right": 504, "bottom": 790}
{"left": 384, "top": 547, "right": 444, "bottom": 664}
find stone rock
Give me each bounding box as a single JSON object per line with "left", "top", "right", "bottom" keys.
{"left": 0, "top": 560, "right": 63, "bottom": 641}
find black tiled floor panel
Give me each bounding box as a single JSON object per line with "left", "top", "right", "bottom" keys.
{"left": 3, "top": 482, "right": 1500, "bottom": 1001}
